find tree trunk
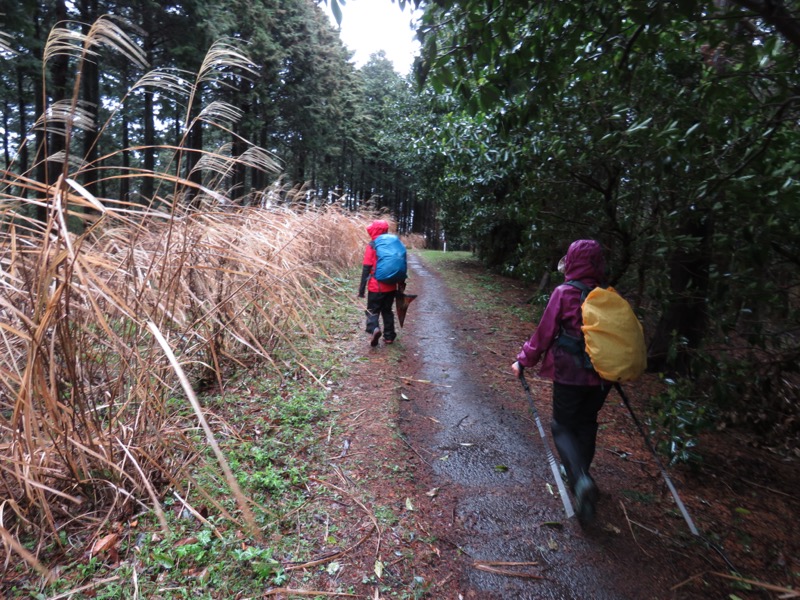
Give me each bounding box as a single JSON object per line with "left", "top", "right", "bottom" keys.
{"left": 16, "top": 66, "right": 30, "bottom": 196}
{"left": 2, "top": 97, "right": 11, "bottom": 169}
{"left": 32, "top": 6, "right": 47, "bottom": 221}
{"left": 232, "top": 78, "right": 249, "bottom": 202}
{"left": 45, "top": 0, "right": 70, "bottom": 222}
{"left": 121, "top": 105, "right": 130, "bottom": 205}
{"left": 80, "top": 0, "right": 100, "bottom": 198}
{"left": 141, "top": 4, "right": 155, "bottom": 204}
{"left": 648, "top": 211, "right": 713, "bottom": 374}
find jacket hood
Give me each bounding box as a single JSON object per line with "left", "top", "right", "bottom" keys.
{"left": 367, "top": 220, "right": 390, "bottom": 240}
{"left": 563, "top": 239, "right": 606, "bottom": 283}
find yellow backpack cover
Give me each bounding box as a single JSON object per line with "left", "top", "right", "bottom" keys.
{"left": 580, "top": 286, "right": 647, "bottom": 382}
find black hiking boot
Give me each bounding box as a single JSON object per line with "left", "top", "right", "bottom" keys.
{"left": 370, "top": 328, "right": 381, "bottom": 347}
{"left": 575, "top": 474, "right": 599, "bottom": 526}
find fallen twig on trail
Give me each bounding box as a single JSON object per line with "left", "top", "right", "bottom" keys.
{"left": 328, "top": 463, "right": 356, "bottom": 488}
{"left": 737, "top": 477, "right": 795, "bottom": 500}
{"left": 628, "top": 518, "right": 661, "bottom": 536}
{"left": 472, "top": 561, "right": 544, "bottom": 579}
{"left": 603, "top": 447, "right": 648, "bottom": 465}
{"left": 399, "top": 376, "right": 452, "bottom": 388}
{"left": 670, "top": 572, "right": 706, "bottom": 591}
{"left": 173, "top": 491, "right": 224, "bottom": 540}
{"left": 310, "top": 476, "right": 382, "bottom": 559}
{"left": 282, "top": 525, "right": 376, "bottom": 572}
{"left": 0, "top": 526, "right": 52, "bottom": 579}
{"left": 705, "top": 464, "right": 796, "bottom": 500}
{"left": 710, "top": 572, "right": 800, "bottom": 597}
{"left": 620, "top": 500, "right": 652, "bottom": 558}
{"left": 672, "top": 571, "right": 800, "bottom": 597}
{"left": 348, "top": 408, "right": 367, "bottom": 421}
{"left": 399, "top": 433, "right": 432, "bottom": 467}
{"left": 148, "top": 321, "right": 258, "bottom": 538}
{"left": 263, "top": 589, "right": 358, "bottom": 597}
{"left": 436, "top": 572, "right": 455, "bottom": 589}
{"left": 477, "top": 560, "right": 539, "bottom": 567}
{"left": 44, "top": 576, "right": 121, "bottom": 600}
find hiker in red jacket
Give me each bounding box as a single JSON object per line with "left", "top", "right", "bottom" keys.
{"left": 511, "top": 239, "right": 612, "bottom": 524}
{"left": 358, "top": 220, "right": 404, "bottom": 347}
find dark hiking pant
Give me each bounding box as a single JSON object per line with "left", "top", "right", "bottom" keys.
{"left": 551, "top": 382, "right": 611, "bottom": 489}
{"left": 366, "top": 290, "right": 397, "bottom": 341}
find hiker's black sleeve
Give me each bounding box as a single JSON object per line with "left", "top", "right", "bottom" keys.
{"left": 358, "top": 265, "right": 371, "bottom": 297}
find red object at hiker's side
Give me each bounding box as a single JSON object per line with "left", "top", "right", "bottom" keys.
{"left": 395, "top": 292, "right": 417, "bottom": 327}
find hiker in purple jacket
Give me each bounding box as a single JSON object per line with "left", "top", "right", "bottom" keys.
{"left": 511, "top": 239, "right": 612, "bottom": 524}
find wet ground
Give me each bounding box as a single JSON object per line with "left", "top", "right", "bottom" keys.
{"left": 341, "top": 251, "right": 799, "bottom": 600}
{"left": 398, "top": 254, "right": 655, "bottom": 599}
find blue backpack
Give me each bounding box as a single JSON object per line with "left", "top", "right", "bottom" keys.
{"left": 371, "top": 234, "right": 407, "bottom": 283}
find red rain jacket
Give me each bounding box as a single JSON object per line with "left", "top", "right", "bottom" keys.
{"left": 362, "top": 220, "right": 401, "bottom": 293}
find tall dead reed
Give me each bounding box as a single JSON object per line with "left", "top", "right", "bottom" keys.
{"left": 0, "top": 16, "right": 373, "bottom": 573}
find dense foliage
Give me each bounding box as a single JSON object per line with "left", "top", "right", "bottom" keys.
{"left": 414, "top": 0, "right": 800, "bottom": 442}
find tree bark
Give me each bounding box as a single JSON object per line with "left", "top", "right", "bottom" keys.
{"left": 648, "top": 211, "right": 713, "bottom": 374}
{"left": 80, "top": 0, "right": 99, "bottom": 198}
{"left": 732, "top": 0, "right": 800, "bottom": 48}
{"left": 16, "top": 66, "right": 30, "bottom": 197}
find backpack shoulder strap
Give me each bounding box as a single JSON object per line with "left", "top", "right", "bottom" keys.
{"left": 564, "top": 280, "right": 592, "bottom": 302}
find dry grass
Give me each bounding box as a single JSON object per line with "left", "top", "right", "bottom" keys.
{"left": 403, "top": 233, "right": 427, "bottom": 250}
{"left": 0, "top": 15, "right": 383, "bottom": 575}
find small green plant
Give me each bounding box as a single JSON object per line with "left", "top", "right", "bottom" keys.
{"left": 374, "top": 505, "right": 400, "bottom": 526}
{"left": 621, "top": 489, "right": 655, "bottom": 504}
{"left": 651, "top": 377, "right": 714, "bottom": 465}
{"left": 233, "top": 545, "right": 285, "bottom": 583}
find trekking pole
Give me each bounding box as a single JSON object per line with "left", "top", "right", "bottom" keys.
{"left": 519, "top": 372, "right": 575, "bottom": 519}
{"left": 613, "top": 383, "right": 699, "bottom": 536}
{"left": 616, "top": 386, "right": 742, "bottom": 569}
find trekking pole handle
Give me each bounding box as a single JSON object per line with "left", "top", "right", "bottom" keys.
{"left": 519, "top": 373, "right": 530, "bottom": 393}
{"left": 515, "top": 363, "right": 529, "bottom": 391}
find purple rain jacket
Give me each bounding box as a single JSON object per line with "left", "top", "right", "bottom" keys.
{"left": 516, "top": 239, "right": 609, "bottom": 386}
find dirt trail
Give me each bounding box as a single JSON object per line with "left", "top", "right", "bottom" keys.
{"left": 393, "top": 253, "right": 685, "bottom": 599}
{"left": 343, "top": 250, "right": 798, "bottom": 599}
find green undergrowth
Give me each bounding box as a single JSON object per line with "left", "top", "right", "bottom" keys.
{"left": 416, "top": 250, "right": 530, "bottom": 322}
{"left": 7, "top": 272, "right": 383, "bottom": 600}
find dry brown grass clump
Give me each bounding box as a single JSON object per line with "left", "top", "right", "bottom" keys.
{"left": 0, "top": 15, "right": 381, "bottom": 575}
{"left": 0, "top": 185, "right": 372, "bottom": 563}
{"left": 402, "top": 233, "right": 427, "bottom": 250}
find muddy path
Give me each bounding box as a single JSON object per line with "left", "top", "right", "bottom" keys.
{"left": 340, "top": 250, "right": 798, "bottom": 599}
{"left": 390, "top": 253, "right": 694, "bottom": 599}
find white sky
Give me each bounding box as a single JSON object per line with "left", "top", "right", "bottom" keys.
{"left": 325, "top": 0, "right": 422, "bottom": 75}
